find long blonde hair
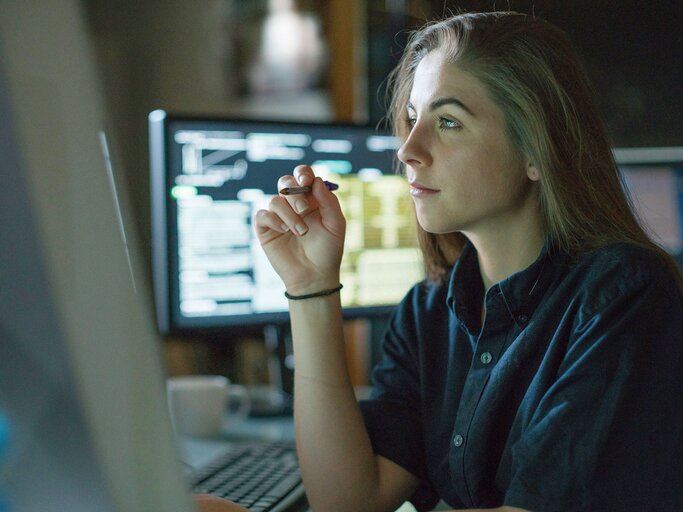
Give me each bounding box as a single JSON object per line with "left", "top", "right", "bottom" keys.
{"left": 387, "top": 11, "right": 682, "bottom": 289}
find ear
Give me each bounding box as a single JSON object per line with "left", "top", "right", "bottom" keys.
{"left": 526, "top": 161, "right": 540, "bottom": 182}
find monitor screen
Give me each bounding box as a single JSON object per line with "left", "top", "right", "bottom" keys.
{"left": 149, "top": 111, "right": 423, "bottom": 336}
{"left": 615, "top": 147, "right": 683, "bottom": 266}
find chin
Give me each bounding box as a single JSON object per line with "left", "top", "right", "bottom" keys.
{"left": 417, "top": 221, "right": 459, "bottom": 235}
{"left": 416, "top": 214, "right": 461, "bottom": 235}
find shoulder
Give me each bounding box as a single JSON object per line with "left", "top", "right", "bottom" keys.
{"left": 569, "top": 242, "right": 681, "bottom": 315}
{"left": 573, "top": 242, "right": 677, "bottom": 286}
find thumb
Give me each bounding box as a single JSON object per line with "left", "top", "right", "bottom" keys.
{"left": 311, "top": 177, "right": 345, "bottom": 233}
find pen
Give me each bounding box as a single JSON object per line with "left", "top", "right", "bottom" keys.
{"left": 279, "top": 180, "right": 339, "bottom": 195}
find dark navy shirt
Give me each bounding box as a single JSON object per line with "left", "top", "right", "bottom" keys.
{"left": 359, "top": 241, "right": 683, "bottom": 511}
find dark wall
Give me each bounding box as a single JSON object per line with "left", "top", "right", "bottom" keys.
{"left": 367, "top": 0, "right": 683, "bottom": 147}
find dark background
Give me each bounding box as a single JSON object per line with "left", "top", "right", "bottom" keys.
{"left": 366, "top": 0, "right": 683, "bottom": 147}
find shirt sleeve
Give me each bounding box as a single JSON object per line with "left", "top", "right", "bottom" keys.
{"left": 358, "top": 285, "right": 441, "bottom": 512}
{"left": 505, "top": 262, "right": 683, "bottom": 512}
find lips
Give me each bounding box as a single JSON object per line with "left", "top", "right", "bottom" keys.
{"left": 409, "top": 179, "right": 440, "bottom": 196}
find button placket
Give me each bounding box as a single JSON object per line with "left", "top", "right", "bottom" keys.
{"left": 450, "top": 351, "right": 496, "bottom": 505}
{"left": 449, "top": 288, "right": 511, "bottom": 506}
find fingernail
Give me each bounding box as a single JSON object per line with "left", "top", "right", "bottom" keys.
{"left": 294, "top": 223, "right": 308, "bottom": 236}
{"left": 280, "top": 222, "right": 289, "bottom": 232}
{"left": 295, "top": 199, "right": 308, "bottom": 213}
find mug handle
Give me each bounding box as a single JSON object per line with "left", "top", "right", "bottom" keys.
{"left": 225, "top": 384, "right": 251, "bottom": 424}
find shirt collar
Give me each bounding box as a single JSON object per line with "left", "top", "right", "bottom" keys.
{"left": 446, "top": 238, "right": 563, "bottom": 330}
{"left": 446, "top": 241, "right": 483, "bottom": 331}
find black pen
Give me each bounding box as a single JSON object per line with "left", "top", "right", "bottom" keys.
{"left": 279, "top": 180, "right": 339, "bottom": 196}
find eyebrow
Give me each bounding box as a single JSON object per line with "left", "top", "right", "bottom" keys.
{"left": 408, "top": 96, "right": 476, "bottom": 117}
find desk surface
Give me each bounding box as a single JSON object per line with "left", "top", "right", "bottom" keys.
{"left": 180, "top": 414, "right": 295, "bottom": 468}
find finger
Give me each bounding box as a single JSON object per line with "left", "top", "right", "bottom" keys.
{"left": 293, "top": 164, "right": 315, "bottom": 185}
{"left": 311, "top": 177, "right": 345, "bottom": 234}
{"left": 311, "top": 176, "right": 342, "bottom": 213}
{"left": 277, "top": 170, "right": 317, "bottom": 215}
{"left": 275, "top": 167, "right": 314, "bottom": 190}
{"left": 268, "top": 195, "right": 309, "bottom": 236}
{"left": 194, "top": 494, "right": 248, "bottom": 512}
{"left": 276, "top": 174, "right": 298, "bottom": 192}
{"left": 253, "top": 208, "right": 288, "bottom": 237}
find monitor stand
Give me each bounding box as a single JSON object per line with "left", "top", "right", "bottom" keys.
{"left": 250, "top": 324, "right": 294, "bottom": 417}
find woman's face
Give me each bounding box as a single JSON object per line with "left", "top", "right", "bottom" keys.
{"left": 397, "top": 50, "right": 539, "bottom": 237}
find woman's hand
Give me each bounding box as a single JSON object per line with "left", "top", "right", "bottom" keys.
{"left": 193, "top": 494, "right": 250, "bottom": 512}
{"left": 253, "top": 165, "right": 346, "bottom": 295}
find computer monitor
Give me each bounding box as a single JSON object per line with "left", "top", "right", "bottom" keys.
{"left": 615, "top": 147, "right": 683, "bottom": 267}
{"left": 149, "top": 112, "right": 423, "bottom": 338}
{"left": 0, "top": 2, "right": 193, "bottom": 511}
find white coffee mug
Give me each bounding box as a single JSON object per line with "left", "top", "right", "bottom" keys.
{"left": 167, "top": 375, "right": 250, "bottom": 438}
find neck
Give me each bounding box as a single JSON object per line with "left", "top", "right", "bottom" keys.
{"left": 464, "top": 208, "right": 546, "bottom": 292}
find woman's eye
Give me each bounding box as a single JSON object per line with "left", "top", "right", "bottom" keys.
{"left": 405, "top": 116, "right": 417, "bottom": 130}
{"left": 439, "top": 117, "right": 460, "bottom": 130}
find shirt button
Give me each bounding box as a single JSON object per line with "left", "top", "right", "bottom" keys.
{"left": 453, "top": 434, "right": 464, "bottom": 447}
{"left": 518, "top": 314, "right": 528, "bottom": 324}
{"left": 480, "top": 351, "right": 493, "bottom": 365}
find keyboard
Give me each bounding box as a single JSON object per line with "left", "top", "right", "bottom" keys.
{"left": 190, "top": 440, "right": 304, "bottom": 512}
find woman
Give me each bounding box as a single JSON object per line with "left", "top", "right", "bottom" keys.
{"left": 204, "top": 10, "right": 683, "bottom": 512}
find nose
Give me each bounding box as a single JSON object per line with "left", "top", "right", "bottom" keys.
{"left": 397, "top": 124, "right": 433, "bottom": 168}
